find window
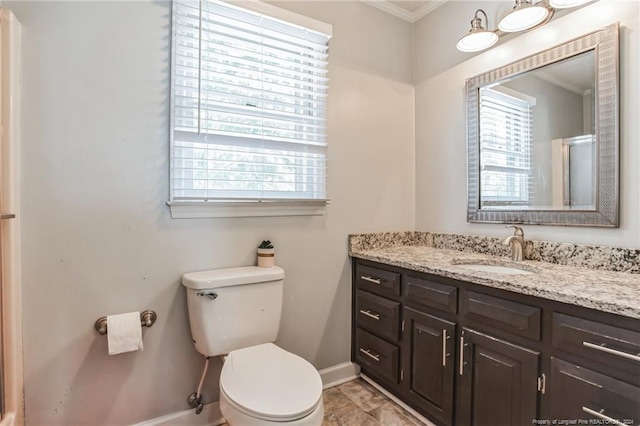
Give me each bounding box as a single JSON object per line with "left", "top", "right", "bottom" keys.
{"left": 169, "top": 0, "right": 332, "bottom": 218}
{"left": 479, "top": 88, "right": 533, "bottom": 207}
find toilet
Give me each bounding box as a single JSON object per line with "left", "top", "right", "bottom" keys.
{"left": 182, "top": 266, "right": 324, "bottom": 426}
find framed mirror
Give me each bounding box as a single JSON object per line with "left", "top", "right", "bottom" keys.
{"left": 466, "top": 23, "right": 619, "bottom": 227}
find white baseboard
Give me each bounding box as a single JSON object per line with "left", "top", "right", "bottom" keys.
{"left": 360, "top": 374, "right": 437, "bottom": 426}
{"left": 319, "top": 361, "right": 360, "bottom": 389}
{"left": 132, "top": 402, "right": 225, "bottom": 426}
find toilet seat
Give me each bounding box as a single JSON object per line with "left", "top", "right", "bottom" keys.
{"left": 220, "top": 343, "right": 323, "bottom": 422}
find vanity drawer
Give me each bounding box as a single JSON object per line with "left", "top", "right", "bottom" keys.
{"left": 356, "top": 290, "right": 400, "bottom": 342}
{"left": 552, "top": 313, "right": 640, "bottom": 378}
{"left": 355, "top": 263, "right": 401, "bottom": 298}
{"left": 405, "top": 274, "right": 457, "bottom": 314}
{"left": 461, "top": 290, "right": 541, "bottom": 341}
{"left": 549, "top": 358, "right": 640, "bottom": 423}
{"left": 355, "top": 328, "right": 400, "bottom": 384}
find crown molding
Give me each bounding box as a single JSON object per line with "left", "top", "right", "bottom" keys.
{"left": 412, "top": 1, "right": 448, "bottom": 22}
{"left": 362, "top": 0, "right": 449, "bottom": 23}
{"left": 536, "top": 70, "right": 590, "bottom": 96}
{"left": 361, "top": 0, "right": 415, "bottom": 21}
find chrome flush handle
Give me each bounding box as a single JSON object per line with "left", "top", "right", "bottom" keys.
{"left": 196, "top": 291, "right": 218, "bottom": 300}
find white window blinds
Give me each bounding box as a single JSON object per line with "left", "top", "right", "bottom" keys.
{"left": 170, "top": 0, "right": 332, "bottom": 203}
{"left": 479, "top": 88, "right": 533, "bottom": 206}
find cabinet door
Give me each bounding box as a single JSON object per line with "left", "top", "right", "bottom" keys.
{"left": 457, "top": 328, "right": 539, "bottom": 426}
{"left": 402, "top": 307, "right": 455, "bottom": 426}
{"left": 548, "top": 358, "right": 640, "bottom": 422}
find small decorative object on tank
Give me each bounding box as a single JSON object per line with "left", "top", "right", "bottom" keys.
{"left": 257, "top": 240, "right": 275, "bottom": 267}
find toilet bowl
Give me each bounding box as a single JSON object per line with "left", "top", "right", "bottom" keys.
{"left": 219, "top": 344, "right": 324, "bottom": 425}
{"left": 181, "top": 266, "right": 324, "bottom": 425}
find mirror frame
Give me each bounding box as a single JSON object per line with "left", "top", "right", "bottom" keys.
{"left": 466, "top": 23, "right": 619, "bottom": 227}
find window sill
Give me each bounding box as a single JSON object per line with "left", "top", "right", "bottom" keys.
{"left": 167, "top": 200, "right": 328, "bottom": 219}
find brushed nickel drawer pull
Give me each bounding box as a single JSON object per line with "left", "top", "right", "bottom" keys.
{"left": 442, "top": 329, "right": 447, "bottom": 367}
{"left": 359, "top": 309, "right": 380, "bottom": 320}
{"left": 582, "top": 407, "right": 626, "bottom": 425}
{"left": 360, "top": 276, "right": 382, "bottom": 284}
{"left": 459, "top": 335, "right": 465, "bottom": 375}
{"left": 537, "top": 373, "right": 546, "bottom": 394}
{"left": 359, "top": 348, "right": 380, "bottom": 362}
{"left": 583, "top": 341, "right": 640, "bottom": 362}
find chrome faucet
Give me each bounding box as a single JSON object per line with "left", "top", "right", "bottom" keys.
{"left": 503, "top": 225, "right": 525, "bottom": 261}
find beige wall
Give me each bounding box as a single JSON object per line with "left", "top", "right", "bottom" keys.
{"left": 415, "top": 0, "right": 640, "bottom": 247}
{"left": 6, "top": 1, "right": 415, "bottom": 424}
{"left": 8, "top": 0, "right": 639, "bottom": 424}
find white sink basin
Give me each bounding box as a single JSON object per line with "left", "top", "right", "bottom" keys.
{"left": 451, "top": 258, "right": 538, "bottom": 275}
{"left": 455, "top": 264, "right": 535, "bottom": 275}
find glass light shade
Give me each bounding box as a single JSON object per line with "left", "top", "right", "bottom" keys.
{"left": 457, "top": 30, "right": 499, "bottom": 52}
{"left": 498, "top": 3, "right": 550, "bottom": 32}
{"left": 549, "top": 0, "right": 594, "bottom": 8}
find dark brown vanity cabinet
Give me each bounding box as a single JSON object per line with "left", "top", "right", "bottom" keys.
{"left": 548, "top": 313, "right": 640, "bottom": 424}
{"left": 548, "top": 358, "right": 640, "bottom": 423}
{"left": 457, "top": 328, "right": 539, "bottom": 426}
{"left": 351, "top": 258, "right": 640, "bottom": 426}
{"left": 456, "top": 289, "right": 542, "bottom": 425}
{"left": 402, "top": 307, "right": 455, "bottom": 425}
{"left": 353, "top": 263, "right": 402, "bottom": 391}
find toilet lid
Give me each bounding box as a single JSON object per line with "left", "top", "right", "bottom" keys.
{"left": 220, "top": 343, "right": 323, "bottom": 421}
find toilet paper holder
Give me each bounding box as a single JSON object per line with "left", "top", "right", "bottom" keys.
{"left": 94, "top": 310, "right": 157, "bottom": 335}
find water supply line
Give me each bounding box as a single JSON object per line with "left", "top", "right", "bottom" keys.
{"left": 188, "top": 356, "right": 209, "bottom": 415}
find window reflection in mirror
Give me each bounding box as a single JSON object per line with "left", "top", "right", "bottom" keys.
{"left": 478, "top": 50, "right": 596, "bottom": 211}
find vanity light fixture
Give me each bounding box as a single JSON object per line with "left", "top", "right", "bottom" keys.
{"left": 549, "top": 0, "right": 593, "bottom": 9}
{"left": 457, "top": 0, "right": 596, "bottom": 52}
{"left": 456, "top": 9, "right": 499, "bottom": 52}
{"left": 549, "top": 0, "right": 594, "bottom": 8}
{"left": 498, "top": 0, "right": 551, "bottom": 32}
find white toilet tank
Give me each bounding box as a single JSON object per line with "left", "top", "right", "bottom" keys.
{"left": 182, "top": 266, "right": 285, "bottom": 357}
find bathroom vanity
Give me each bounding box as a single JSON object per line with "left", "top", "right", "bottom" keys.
{"left": 349, "top": 236, "right": 640, "bottom": 426}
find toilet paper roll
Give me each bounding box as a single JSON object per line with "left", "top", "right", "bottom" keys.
{"left": 107, "top": 311, "right": 144, "bottom": 355}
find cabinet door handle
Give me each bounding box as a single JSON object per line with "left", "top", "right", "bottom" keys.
{"left": 537, "top": 373, "right": 546, "bottom": 394}
{"left": 583, "top": 341, "right": 640, "bottom": 362}
{"left": 459, "top": 336, "right": 465, "bottom": 375}
{"left": 360, "top": 276, "right": 381, "bottom": 284}
{"left": 0, "top": 213, "right": 15, "bottom": 220}
{"left": 442, "top": 329, "right": 447, "bottom": 367}
{"left": 582, "top": 407, "right": 626, "bottom": 426}
{"left": 359, "top": 348, "right": 380, "bottom": 362}
{"left": 359, "top": 309, "right": 380, "bottom": 320}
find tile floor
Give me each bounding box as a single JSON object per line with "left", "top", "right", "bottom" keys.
{"left": 220, "top": 378, "right": 426, "bottom": 425}
{"left": 322, "top": 379, "right": 425, "bottom": 425}
{"left": 322, "top": 379, "right": 424, "bottom": 426}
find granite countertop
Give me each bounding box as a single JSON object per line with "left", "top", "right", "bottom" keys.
{"left": 350, "top": 245, "right": 640, "bottom": 320}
